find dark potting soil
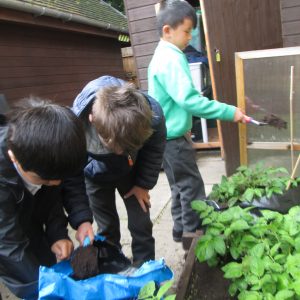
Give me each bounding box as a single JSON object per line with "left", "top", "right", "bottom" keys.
{"left": 262, "top": 113, "right": 287, "bottom": 130}
{"left": 184, "top": 260, "right": 235, "bottom": 300}
{"left": 70, "top": 240, "right": 132, "bottom": 280}
{"left": 70, "top": 245, "right": 99, "bottom": 280}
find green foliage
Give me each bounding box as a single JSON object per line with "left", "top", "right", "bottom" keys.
{"left": 208, "top": 164, "right": 300, "bottom": 206}
{"left": 191, "top": 200, "right": 300, "bottom": 299}
{"left": 138, "top": 280, "right": 175, "bottom": 300}
{"left": 104, "top": 0, "right": 125, "bottom": 13}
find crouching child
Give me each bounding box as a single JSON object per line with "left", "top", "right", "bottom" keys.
{"left": 0, "top": 97, "right": 94, "bottom": 299}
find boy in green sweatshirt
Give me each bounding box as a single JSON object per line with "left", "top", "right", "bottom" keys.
{"left": 148, "top": 0, "right": 248, "bottom": 242}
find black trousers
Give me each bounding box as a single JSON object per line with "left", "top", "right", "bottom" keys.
{"left": 85, "top": 170, "right": 154, "bottom": 263}
{"left": 0, "top": 187, "right": 63, "bottom": 300}
{"left": 162, "top": 136, "right": 206, "bottom": 234}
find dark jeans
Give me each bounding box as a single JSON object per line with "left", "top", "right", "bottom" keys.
{"left": 85, "top": 170, "right": 154, "bottom": 263}
{"left": 163, "top": 136, "right": 206, "bottom": 234}
{"left": 0, "top": 187, "right": 61, "bottom": 300}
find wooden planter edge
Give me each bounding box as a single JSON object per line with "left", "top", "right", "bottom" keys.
{"left": 175, "top": 234, "right": 200, "bottom": 300}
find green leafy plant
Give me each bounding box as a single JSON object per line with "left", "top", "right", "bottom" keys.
{"left": 192, "top": 200, "right": 300, "bottom": 299}
{"left": 208, "top": 164, "right": 300, "bottom": 206}
{"left": 137, "top": 280, "right": 175, "bottom": 300}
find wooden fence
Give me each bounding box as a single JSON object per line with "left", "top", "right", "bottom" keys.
{"left": 121, "top": 47, "right": 139, "bottom": 87}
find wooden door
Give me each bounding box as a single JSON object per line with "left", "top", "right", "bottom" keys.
{"left": 200, "top": 0, "right": 283, "bottom": 175}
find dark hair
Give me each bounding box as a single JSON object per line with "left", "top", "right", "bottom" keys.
{"left": 7, "top": 97, "right": 87, "bottom": 179}
{"left": 91, "top": 84, "right": 153, "bottom": 153}
{"left": 157, "top": 0, "right": 197, "bottom": 36}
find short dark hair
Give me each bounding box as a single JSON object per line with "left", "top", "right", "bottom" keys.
{"left": 157, "top": 0, "right": 197, "bottom": 36}
{"left": 7, "top": 97, "right": 87, "bottom": 179}
{"left": 91, "top": 84, "right": 153, "bottom": 153}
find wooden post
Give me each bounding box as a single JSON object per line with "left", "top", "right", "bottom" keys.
{"left": 287, "top": 154, "right": 300, "bottom": 190}
{"left": 235, "top": 53, "right": 247, "bottom": 166}
{"left": 289, "top": 65, "right": 295, "bottom": 172}
{"left": 121, "top": 47, "right": 138, "bottom": 87}
{"left": 200, "top": 0, "right": 225, "bottom": 157}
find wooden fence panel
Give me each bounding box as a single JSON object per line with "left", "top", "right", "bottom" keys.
{"left": 0, "top": 22, "right": 124, "bottom": 105}
{"left": 121, "top": 47, "right": 138, "bottom": 86}
{"left": 281, "top": 0, "right": 300, "bottom": 46}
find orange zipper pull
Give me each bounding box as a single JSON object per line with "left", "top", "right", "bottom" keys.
{"left": 128, "top": 154, "right": 133, "bottom": 166}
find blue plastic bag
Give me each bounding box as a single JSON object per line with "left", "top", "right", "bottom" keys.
{"left": 38, "top": 258, "right": 173, "bottom": 299}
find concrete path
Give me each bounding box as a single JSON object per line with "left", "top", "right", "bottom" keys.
{"left": 117, "top": 150, "right": 226, "bottom": 287}
{"left": 0, "top": 150, "right": 226, "bottom": 299}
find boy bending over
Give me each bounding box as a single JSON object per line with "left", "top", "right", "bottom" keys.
{"left": 0, "top": 98, "right": 93, "bottom": 299}
{"left": 73, "top": 76, "right": 166, "bottom": 266}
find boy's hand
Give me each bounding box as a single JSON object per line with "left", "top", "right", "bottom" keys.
{"left": 51, "top": 239, "right": 74, "bottom": 261}
{"left": 233, "top": 108, "right": 248, "bottom": 123}
{"left": 76, "top": 222, "right": 94, "bottom": 246}
{"left": 124, "top": 186, "right": 151, "bottom": 213}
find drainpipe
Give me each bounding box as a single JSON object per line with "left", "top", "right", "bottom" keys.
{"left": 0, "top": 0, "right": 128, "bottom": 33}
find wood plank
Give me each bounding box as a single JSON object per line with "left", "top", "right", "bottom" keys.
{"left": 136, "top": 55, "right": 153, "bottom": 69}
{"left": 282, "top": 20, "right": 300, "bottom": 35}
{"left": 133, "top": 42, "right": 157, "bottom": 57}
{"left": 281, "top": 6, "right": 300, "bottom": 22}
{"left": 0, "top": 44, "right": 122, "bottom": 59}
{"left": 131, "top": 30, "right": 160, "bottom": 45}
{"left": 281, "top": 0, "right": 300, "bottom": 8}
{"left": 235, "top": 46, "right": 300, "bottom": 59}
{"left": 176, "top": 237, "right": 199, "bottom": 300}
{"left": 140, "top": 80, "right": 148, "bottom": 91}
{"left": 130, "top": 17, "right": 158, "bottom": 34}
{"left": 125, "top": 0, "right": 156, "bottom": 10}
{"left": 283, "top": 35, "right": 300, "bottom": 46}
{"left": 0, "top": 74, "right": 92, "bottom": 89}
{"left": 127, "top": 5, "right": 156, "bottom": 22}
{"left": 235, "top": 54, "right": 248, "bottom": 165}
{"left": 191, "top": 128, "right": 221, "bottom": 149}
{"left": 247, "top": 142, "right": 300, "bottom": 150}
{"left": 0, "top": 63, "right": 122, "bottom": 79}
{"left": 137, "top": 67, "right": 148, "bottom": 81}
{"left": 0, "top": 56, "right": 120, "bottom": 68}
{"left": 121, "top": 47, "right": 133, "bottom": 57}
{"left": 192, "top": 141, "right": 221, "bottom": 149}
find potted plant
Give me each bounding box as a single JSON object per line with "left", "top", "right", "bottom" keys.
{"left": 176, "top": 164, "right": 300, "bottom": 299}
{"left": 189, "top": 201, "right": 300, "bottom": 299}
{"left": 208, "top": 164, "right": 300, "bottom": 213}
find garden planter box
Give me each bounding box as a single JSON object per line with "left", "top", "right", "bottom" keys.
{"left": 176, "top": 236, "right": 234, "bottom": 300}
{"left": 240, "top": 185, "right": 300, "bottom": 213}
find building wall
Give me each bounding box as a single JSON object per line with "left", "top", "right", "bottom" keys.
{"left": 124, "top": 0, "right": 299, "bottom": 91}
{"left": 124, "top": 0, "right": 159, "bottom": 90}
{"left": 0, "top": 22, "right": 124, "bottom": 106}
{"left": 281, "top": 0, "right": 300, "bottom": 46}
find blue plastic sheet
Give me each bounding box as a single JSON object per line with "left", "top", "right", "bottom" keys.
{"left": 38, "top": 258, "right": 173, "bottom": 300}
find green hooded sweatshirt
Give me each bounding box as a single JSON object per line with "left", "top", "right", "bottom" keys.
{"left": 148, "top": 40, "right": 236, "bottom": 140}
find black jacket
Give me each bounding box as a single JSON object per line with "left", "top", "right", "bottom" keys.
{"left": 73, "top": 76, "right": 166, "bottom": 189}
{"left": 0, "top": 124, "right": 93, "bottom": 299}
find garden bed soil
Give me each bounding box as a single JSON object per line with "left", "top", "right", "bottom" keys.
{"left": 176, "top": 236, "right": 234, "bottom": 300}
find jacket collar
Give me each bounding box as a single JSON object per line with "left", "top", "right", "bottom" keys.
{"left": 158, "top": 39, "right": 183, "bottom": 54}
{"left": 0, "top": 126, "right": 21, "bottom": 186}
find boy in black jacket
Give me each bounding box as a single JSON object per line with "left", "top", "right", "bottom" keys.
{"left": 0, "top": 98, "right": 94, "bottom": 299}
{"left": 73, "top": 76, "right": 166, "bottom": 266}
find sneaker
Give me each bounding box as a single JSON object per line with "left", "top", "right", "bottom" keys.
{"left": 172, "top": 229, "right": 183, "bottom": 242}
